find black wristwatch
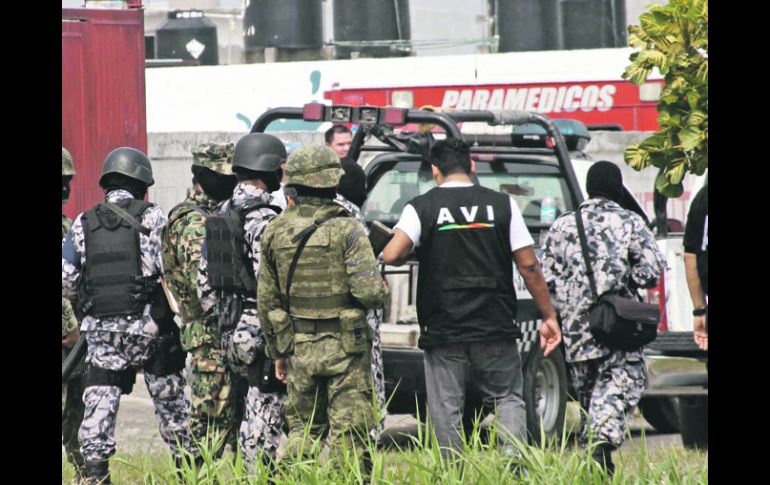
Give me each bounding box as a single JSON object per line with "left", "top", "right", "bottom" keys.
{"left": 692, "top": 307, "right": 707, "bottom": 317}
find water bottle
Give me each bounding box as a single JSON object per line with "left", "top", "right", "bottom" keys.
{"left": 540, "top": 190, "right": 557, "bottom": 224}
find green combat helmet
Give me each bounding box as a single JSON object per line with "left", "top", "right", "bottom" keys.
{"left": 284, "top": 145, "right": 344, "bottom": 189}
{"left": 62, "top": 147, "right": 76, "bottom": 176}
{"left": 191, "top": 142, "right": 234, "bottom": 175}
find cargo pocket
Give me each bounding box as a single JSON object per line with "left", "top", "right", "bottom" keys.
{"left": 268, "top": 309, "right": 294, "bottom": 356}
{"left": 441, "top": 276, "right": 497, "bottom": 322}
{"left": 339, "top": 308, "right": 369, "bottom": 354}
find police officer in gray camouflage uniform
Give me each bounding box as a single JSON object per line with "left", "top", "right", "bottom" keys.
{"left": 197, "top": 133, "right": 287, "bottom": 469}
{"left": 62, "top": 147, "right": 196, "bottom": 484}
{"left": 539, "top": 161, "right": 667, "bottom": 475}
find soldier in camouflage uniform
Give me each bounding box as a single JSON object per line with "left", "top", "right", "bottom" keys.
{"left": 197, "top": 133, "right": 287, "bottom": 469}
{"left": 334, "top": 158, "right": 386, "bottom": 440}
{"left": 62, "top": 147, "right": 196, "bottom": 484}
{"left": 539, "top": 161, "right": 667, "bottom": 475}
{"left": 258, "top": 145, "right": 389, "bottom": 472}
{"left": 161, "top": 143, "right": 239, "bottom": 458}
{"left": 61, "top": 147, "right": 86, "bottom": 478}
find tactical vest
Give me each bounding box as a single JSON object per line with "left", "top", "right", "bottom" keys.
{"left": 164, "top": 200, "right": 212, "bottom": 322}
{"left": 271, "top": 204, "right": 353, "bottom": 319}
{"left": 205, "top": 201, "right": 281, "bottom": 295}
{"left": 411, "top": 185, "right": 521, "bottom": 348}
{"left": 79, "top": 199, "right": 154, "bottom": 317}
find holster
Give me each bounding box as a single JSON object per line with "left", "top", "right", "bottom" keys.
{"left": 144, "top": 332, "right": 187, "bottom": 376}
{"left": 145, "top": 284, "right": 187, "bottom": 375}
{"left": 85, "top": 365, "right": 136, "bottom": 395}
{"left": 247, "top": 351, "right": 286, "bottom": 394}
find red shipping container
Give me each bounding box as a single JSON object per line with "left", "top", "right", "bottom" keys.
{"left": 62, "top": 6, "right": 147, "bottom": 219}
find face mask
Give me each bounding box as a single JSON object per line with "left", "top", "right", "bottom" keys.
{"left": 62, "top": 177, "right": 71, "bottom": 202}
{"left": 199, "top": 170, "right": 237, "bottom": 202}
{"left": 264, "top": 169, "right": 282, "bottom": 193}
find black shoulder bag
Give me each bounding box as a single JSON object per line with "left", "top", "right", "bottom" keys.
{"left": 574, "top": 205, "right": 660, "bottom": 351}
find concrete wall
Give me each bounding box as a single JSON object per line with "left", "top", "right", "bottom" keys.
{"left": 147, "top": 131, "right": 323, "bottom": 212}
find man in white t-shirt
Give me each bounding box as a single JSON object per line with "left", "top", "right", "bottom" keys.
{"left": 382, "top": 138, "right": 561, "bottom": 465}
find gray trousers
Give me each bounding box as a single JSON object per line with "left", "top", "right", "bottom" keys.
{"left": 424, "top": 340, "right": 527, "bottom": 458}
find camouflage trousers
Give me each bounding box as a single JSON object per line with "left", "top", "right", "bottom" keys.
{"left": 62, "top": 373, "right": 86, "bottom": 471}
{"left": 79, "top": 330, "right": 195, "bottom": 462}
{"left": 284, "top": 334, "right": 375, "bottom": 468}
{"left": 240, "top": 386, "right": 287, "bottom": 466}
{"left": 189, "top": 343, "right": 246, "bottom": 455}
{"left": 569, "top": 350, "right": 648, "bottom": 447}
{"left": 367, "top": 309, "right": 386, "bottom": 439}
{"left": 220, "top": 310, "right": 287, "bottom": 465}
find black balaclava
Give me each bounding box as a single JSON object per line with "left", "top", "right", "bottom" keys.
{"left": 100, "top": 173, "right": 147, "bottom": 200}
{"left": 586, "top": 161, "right": 623, "bottom": 203}
{"left": 232, "top": 166, "right": 282, "bottom": 193}
{"left": 192, "top": 165, "right": 238, "bottom": 202}
{"left": 338, "top": 158, "right": 367, "bottom": 207}
{"left": 62, "top": 176, "right": 72, "bottom": 202}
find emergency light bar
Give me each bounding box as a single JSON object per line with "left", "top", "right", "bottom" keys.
{"left": 382, "top": 108, "right": 407, "bottom": 125}
{"left": 301, "top": 103, "right": 407, "bottom": 126}
{"left": 303, "top": 103, "right": 325, "bottom": 121}
{"left": 330, "top": 105, "right": 353, "bottom": 123}
{"left": 511, "top": 119, "right": 591, "bottom": 151}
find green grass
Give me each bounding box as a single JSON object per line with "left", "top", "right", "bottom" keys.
{"left": 62, "top": 418, "right": 708, "bottom": 484}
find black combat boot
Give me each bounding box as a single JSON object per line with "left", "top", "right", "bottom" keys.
{"left": 83, "top": 460, "right": 111, "bottom": 485}
{"left": 591, "top": 443, "right": 616, "bottom": 477}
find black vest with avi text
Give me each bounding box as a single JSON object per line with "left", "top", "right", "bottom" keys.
{"left": 411, "top": 184, "right": 521, "bottom": 349}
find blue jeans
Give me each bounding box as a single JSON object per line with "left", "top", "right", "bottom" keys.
{"left": 423, "top": 340, "right": 527, "bottom": 458}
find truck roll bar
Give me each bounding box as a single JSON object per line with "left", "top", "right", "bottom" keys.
{"left": 250, "top": 104, "right": 462, "bottom": 139}
{"left": 446, "top": 110, "right": 583, "bottom": 208}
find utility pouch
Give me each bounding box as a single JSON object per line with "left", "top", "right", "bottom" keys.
{"left": 268, "top": 308, "right": 294, "bottom": 357}
{"left": 339, "top": 308, "right": 369, "bottom": 354}
{"left": 249, "top": 351, "right": 287, "bottom": 394}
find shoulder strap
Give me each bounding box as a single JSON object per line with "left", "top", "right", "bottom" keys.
{"left": 169, "top": 201, "right": 210, "bottom": 224}
{"left": 574, "top": 205, "right": 599, "bottom": 301}
{"left": 104, "top": 201, "right": 151, "bottom": 237}
{"left": 240, "top": 199, "right": 283, "bottom": 216}
{"left": 284, "top": 208, "right": 348, "bottom": 312}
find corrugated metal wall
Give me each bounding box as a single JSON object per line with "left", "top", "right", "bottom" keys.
{"left": 62, "top": 7, "right": 148, "bottom": 219}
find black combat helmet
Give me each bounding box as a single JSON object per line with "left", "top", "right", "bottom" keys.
{"left": 232, "top": 133, "right": 286, "bottom": 173}
{"left": 99, "top": 147, "right": 155, "bottom": 187}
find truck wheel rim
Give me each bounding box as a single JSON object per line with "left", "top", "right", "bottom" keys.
{"left": 535, "top": 357, "right": 560, "bottom": 432}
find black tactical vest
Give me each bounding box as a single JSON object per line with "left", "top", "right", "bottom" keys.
{"left": 205, "top": 201, "right": 281, "bottom": 294}
{"left": 411, "top": 184, "right": 521, "bottom": 349}
{"left": 79, "top": 199, "right": 154, "bottom": 317}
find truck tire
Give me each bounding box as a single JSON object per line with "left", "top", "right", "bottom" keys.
{"left": 638, "top": 397, "right": 680, "bottom": 433}
{"left": 523, "top": 345, "right": 568, "bottom": 444}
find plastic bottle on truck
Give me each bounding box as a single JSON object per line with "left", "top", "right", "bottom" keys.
{"left": 541, "top": 190, "right": 557, "bottom": 224}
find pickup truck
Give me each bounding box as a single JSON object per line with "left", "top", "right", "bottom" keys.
{"left": 249, "top": 104, "right": 707, "bottom": 447}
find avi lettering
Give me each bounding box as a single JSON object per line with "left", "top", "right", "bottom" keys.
{"left": 437, "top": 205, "right": 494, "bottom": 224}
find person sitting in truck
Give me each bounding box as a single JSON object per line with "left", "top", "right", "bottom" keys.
{"left": 325, "top": 124, "right": 353, "bottom": 160}
{"left": 381, "top": 138, "right": 561, "bottom": 470}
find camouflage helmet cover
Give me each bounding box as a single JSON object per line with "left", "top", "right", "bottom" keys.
{"left": 62, "top": 147, "right": 76, "bottom": 176}
{"left": 191, "top": 142, "right": 234, "bottom": 175}
{"left": 284, "top": 145, "right": 344, "bottom": 189}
